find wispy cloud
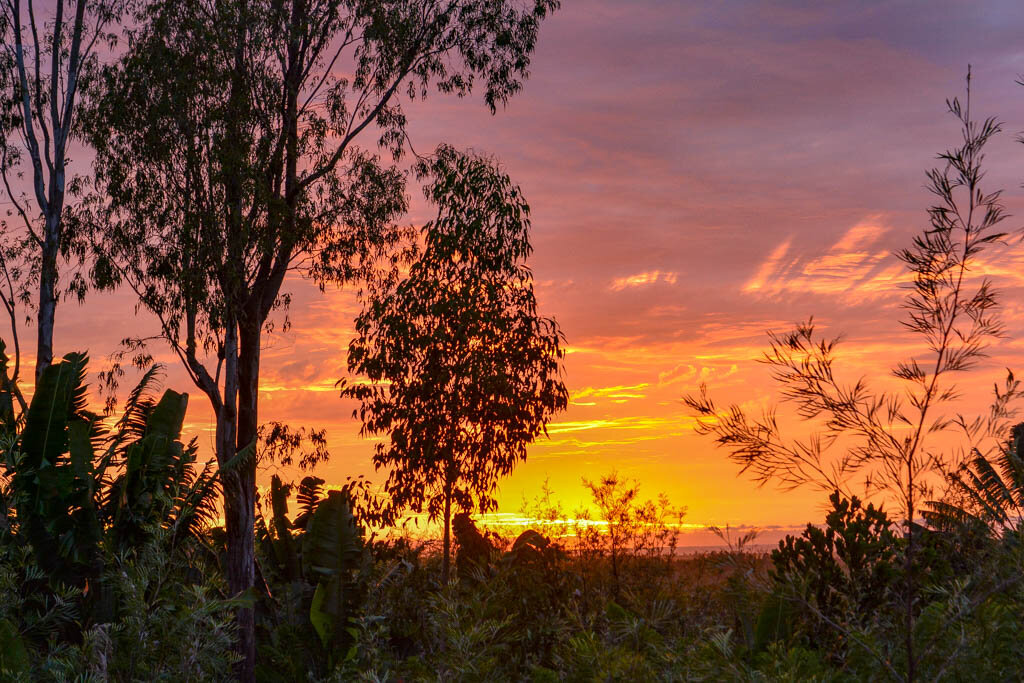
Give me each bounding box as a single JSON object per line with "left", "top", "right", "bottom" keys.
{"left": 546, "top": 415, "right": 695, "bottom": 435}
{"left": 657, "top": 362, "right": 738, "bottom": 387}
{"left": 610, "top": 270, "right": 678, "bottom": 291}
{"left": 742, "top": 218, "right": 907, "bottom": 303}
{"left": 570, "top": 383, "right": 650, "bottom": 404}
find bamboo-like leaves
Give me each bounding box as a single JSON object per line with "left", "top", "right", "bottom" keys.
{"left": 686, "top": 77, "right": 1012, "bottom": 528}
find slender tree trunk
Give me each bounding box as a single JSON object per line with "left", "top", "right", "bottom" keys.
{"left": 224, "top": 463, "right": 256, "bottom": 681}
{"left": 211, "top": 320, "right": 257, "bottom": 683}
{"left": 230, "top": 318, "right": 262, "bottom": 682}
{"left": 220, "top": 0, "right": 255, "bottom": 677}
{"left": 35, "top": 232, "right": 57, "bottom": 381}
{"left": 442, "top": 477, "right": 452, "bottom": 583}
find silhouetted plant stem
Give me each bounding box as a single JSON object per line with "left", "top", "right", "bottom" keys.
{"left": 443, "top": 474, "right": 453, "bottom": 584}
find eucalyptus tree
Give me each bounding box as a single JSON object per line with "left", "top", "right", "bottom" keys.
{"left": 80, "top": 0, "right": 559, "bottom": 676}
{"left": 343, "top": 146, "right": 568, "bottom": 582}
{"left": 0, "top": 0, "right": 123, "bottom": 389}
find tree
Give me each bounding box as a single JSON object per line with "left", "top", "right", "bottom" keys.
{"left": 79, "top": 1, "right": 559, "bottom": 676}
{"left": 685, "top": 75, "right": 1011, "bottom": 681}
{"left": 0, "top": 0, "right": 122, "bottom": 389}
{"left": 343, "top": 146, "right": 568, "bottom": 582}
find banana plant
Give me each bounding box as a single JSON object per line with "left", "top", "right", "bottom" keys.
{"left": 260, "top": 474, "right": 367, "bottom": 658}
{"left": 926, "top": 422, "right": 1024, "bottom": 535}
{"left": 5, "top": 352, "right": 105, "bottom": 587}
{"left": 0, "top": 340, "right": 20, "bottom": 436}
{"left": 1, "top": 353, "right": 219, "bottom": 588}
{"left": 305, "top": 490, "right": 365, "bottom": 652}
{"left": 0, "top": 351, "right": 224, "bottom": 672}
{"left": 103, "top": 386, "right": 218, "bottom": 550}
{"left": 266, "top": 475, "right": 302, "bottom": 582}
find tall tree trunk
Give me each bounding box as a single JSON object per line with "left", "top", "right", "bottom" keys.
{"left": 221, "top": 0, "right": 254, "bottom": 677}
{"left": 212, "top": 321, "right": 256, "bottom": 682}
{"left": 442, "top": 477, "right": 452, "bottom": 583}
{"left": 35, "top": 230, "right": 58, "bottom": 380}
{"left": 230, "top": 318, "right": 262, "bottom": 682}
{"left": 223, "top": 462, "right": 256, "bottom": 681}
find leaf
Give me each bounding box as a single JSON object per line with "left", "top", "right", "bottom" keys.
{"left": 302, "top": 491, "right": 364, "bottom": 650}
{"left": 269, "top": 475, "right": 300, "bottom": 581}
{"left": 145, "top": 389, "right": 188, "bottom": 443}
{"left": 0, "top": 618, "right": 29, "bottom": 676}
{"left": 294, "top": 476, "right": 325, "bottom": 530}
{"left": 219, "top": 438, "right": 257, "bottom": 475}
{"left": 309, "top": 581, "right": 332, "bottom": 648}
{"left": 68, "top": 419, "right": 95, "bottom": 483}
{"left": 304, "top": 491, "right": 363, "bottom": 580}
{"left": 754, "top": 591, "right": 793, "bottom": 651}
{"left": 20, "top": 353, "right": 90, "bottom": 468}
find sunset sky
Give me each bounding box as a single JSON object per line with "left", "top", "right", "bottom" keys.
{"left": 21, "top": 1, "right": 1024, "bottom": 544}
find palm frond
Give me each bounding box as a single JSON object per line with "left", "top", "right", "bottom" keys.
{"left": 930, "top": 421, "right": 1024, "bottom": 532}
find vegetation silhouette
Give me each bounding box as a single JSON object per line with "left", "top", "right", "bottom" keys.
{"left": 343, "top": 146, "right": 568, "bottom": 582}
{"left": 0, "top": 355, "right": 237, "bottom": 678}
{"left": 3, "top": 3, "right": 1024, "bottom": 681}
{"left": 686, "top": 73, "right": 1023, "bottom": 681}
{"left": 0, "top": 0, "right": 124, "bottom": 393}
{"left": 75, "top": 0, "right": 559, "bottom": 675}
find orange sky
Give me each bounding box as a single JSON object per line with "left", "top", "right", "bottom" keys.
{"left": 11, "top": 2, "right": 1024, "bottom": 544}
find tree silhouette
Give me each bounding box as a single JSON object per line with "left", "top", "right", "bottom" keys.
{"left": 0, "top": 0, "right": 122, "bottom": 392}
{"left": 343, "top": 146, "right": 568, "bottom": 582}
{"left": 79, "top": 1, "right": 558, "bottom": 676}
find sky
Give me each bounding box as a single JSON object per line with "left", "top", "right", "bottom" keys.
{"left": 17, "top": 1, "right": 1024, "bottom": 544}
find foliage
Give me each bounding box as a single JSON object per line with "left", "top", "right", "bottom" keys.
{"left": 80, "top": 3, "right": 560, "bottom": 670}
{"left": 305, "top": 490, "right": 367, "bottom": 652}
{"left": 0, "top": 525, "right": 239, "bottom": 681}
{"left": 259, "top": 421, "right": 330, "bottom": 473}
{"left": 0, "top": 0, "right": 126, "bottom": 384}
{"left": 2, "top": 446, "right": 1024, "bottom": 682}
{"left": 0, "top": 353, "right": 231, "bottom": 680}
{"left": 575, "top": 471, "right": 685, "bottom": 598}
{"left": 78, "top": 530, "right": 241, "bottom": 682}
{"left": 2, "top": 355, "right": 217, "bottom": 591}
{"left": 103, "top": 385, "right": 219, "bottom": 551}
{"left": 452, "top": 512, "right": 496, "bottom": 580}
{"left": 927, "top": 418, "right": 1024, "bottom": 534}
{"left": 7, "top": 352, "right": 105, "bottom": 587}
{"left": 256, "top": 474, "right": 372, "bottom": 679}
{"left": 685, "top": 74, "right": 1014, "bottom": 681}
{"left": 767, "top": 492, "right": 900, "bottom": 653}
{"left": 343, "top": 146, "right": 568, "bottom": 579}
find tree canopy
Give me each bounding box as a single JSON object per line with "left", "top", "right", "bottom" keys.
{"left": 344, "top": 146, "right": 568, "bottom": 578}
